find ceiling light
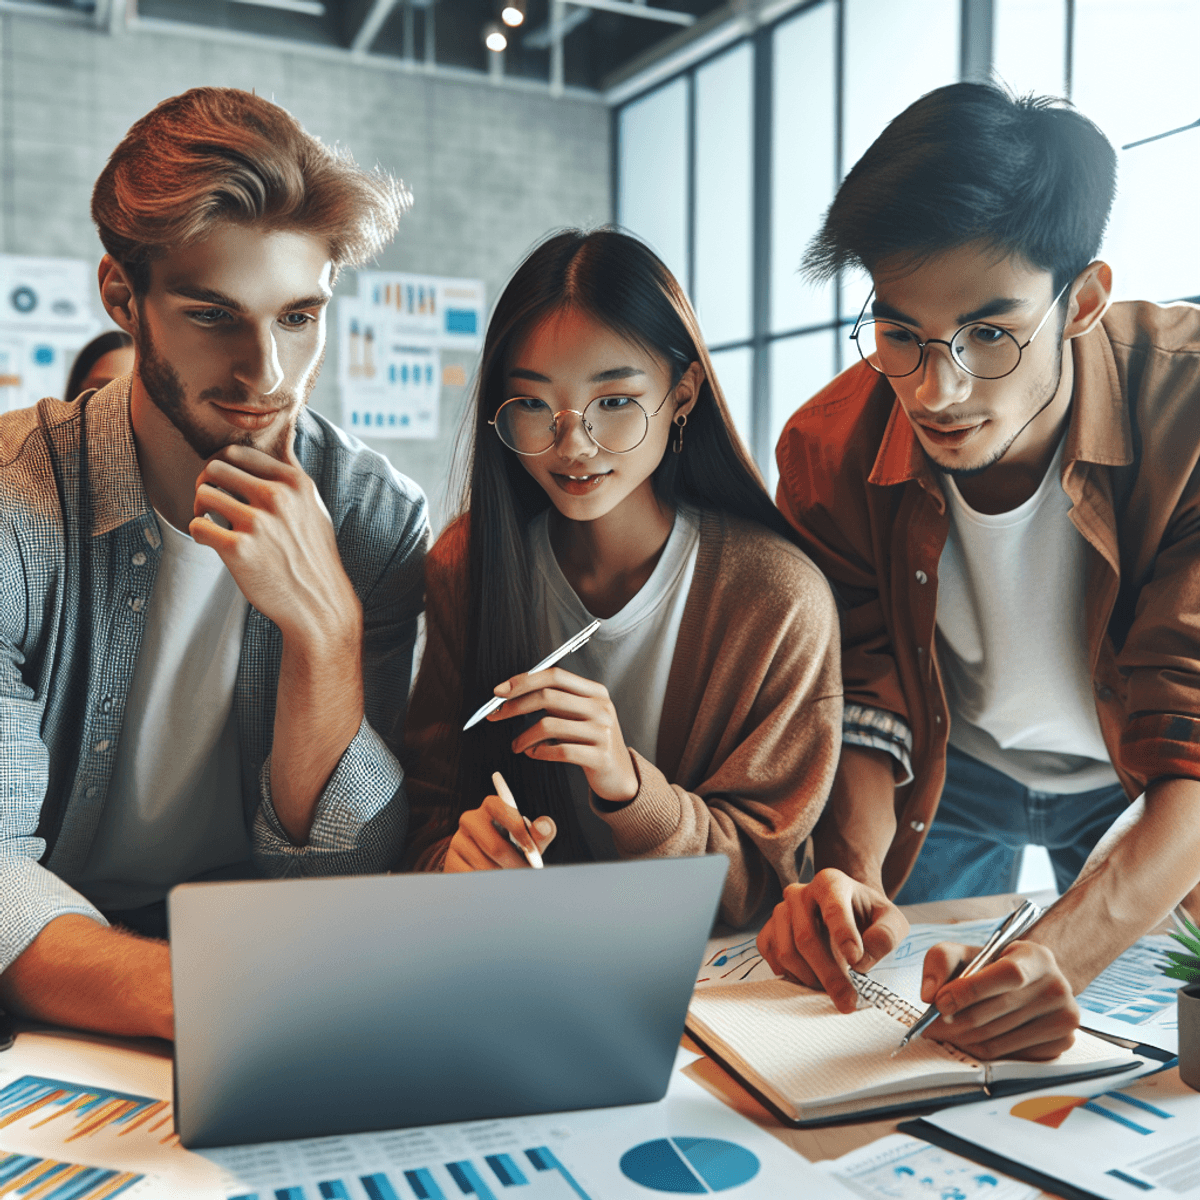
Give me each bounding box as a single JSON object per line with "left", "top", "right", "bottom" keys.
{"left": 501, "top": 0, "right": 526, "bottom": 26}
{"left": 484, "top": 21, "right": 508, "bottom": 51}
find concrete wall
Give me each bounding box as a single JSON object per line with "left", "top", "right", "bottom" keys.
{"left": 0, "top": 12, "right": 611, "bottom": 528}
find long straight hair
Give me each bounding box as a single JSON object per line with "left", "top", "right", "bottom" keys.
{"left": 447, "top": 228, "right": 797, "bottom": 859}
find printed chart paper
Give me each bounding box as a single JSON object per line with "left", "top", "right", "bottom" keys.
{"left": 338, "top": 298, "right": 440, "bottom": 439}
{"left": 199, "top": 1054, "right": 853, "bottom": 1199}
{"left": 819, "top": 1132, "right": 1037, "bottom": 1200}
{"left": 924, "top": 1064, "right": 1200, "bottom": 1200}
{"left": 0, "top": 253, "right": 102, "bottom": 412}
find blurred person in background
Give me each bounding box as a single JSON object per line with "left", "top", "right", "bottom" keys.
{"left": 64, "top": 330, "right": 134, "bottom": 401}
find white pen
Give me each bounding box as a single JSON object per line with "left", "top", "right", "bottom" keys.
{"left": 463, "top": 618, "right": 602, "bottom": 731}
{"left": 492, "top": 770, "right": 543, "bottom": 869}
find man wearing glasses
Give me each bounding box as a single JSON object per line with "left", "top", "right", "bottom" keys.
{"left": 759, "top": 82, "right": 1200, "bottom": 1061}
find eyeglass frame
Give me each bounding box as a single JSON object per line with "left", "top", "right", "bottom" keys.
{"left": 849, "top": 278, "right": 1072, "bottom": 381}
{"left": 488, "top": 383, "right": 676, "bottom": 456}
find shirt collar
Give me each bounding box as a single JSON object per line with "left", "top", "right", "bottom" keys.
{"left": 866, "top": 318, "right": 1133, "bottom": 493}
{"left": 86, "top": 375, "right": 156, "bottom": 538}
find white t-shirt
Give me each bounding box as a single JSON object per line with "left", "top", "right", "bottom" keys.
{"left": 529, "top": 507, "right": 701, "bottom": 858}
{"left": 936, "top": 439, "right": 1120, "bottom": 794}
{"left": 76, "top": 513, "right": 251, "bottom": 910}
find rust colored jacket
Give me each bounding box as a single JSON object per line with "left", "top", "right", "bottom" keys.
{"left": 402, "top": 509, "right": 843, "bottom": 927}
{"left": 776, "top": 301, "right": 1200, "bottom": 896}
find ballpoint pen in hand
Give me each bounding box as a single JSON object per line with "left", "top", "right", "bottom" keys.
{"left": 893, "top": 898, "right": 1044, "bottom": 1054}
{"left": 491, "top": 771, "right": 543, "bottom": 869}
{"left": 463, "top": 619, "right": 602, "bottom": 731}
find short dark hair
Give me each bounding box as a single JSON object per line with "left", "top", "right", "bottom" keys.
{"left": 804, "top": 82, "right": 1117, "bottom": 293}
{"left": 92, "top": 88, "right": 410, "bottom": 293}
{"left": 64, "top": 329, "right": 133, "bottom": 401}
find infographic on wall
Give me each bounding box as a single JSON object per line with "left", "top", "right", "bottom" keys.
{"left": 0, "top": 255, "right": 101, "bottom": 413}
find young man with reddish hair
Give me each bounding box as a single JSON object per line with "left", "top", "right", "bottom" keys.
{"left": 0, "top": 89, "right": 428, "bottom": 1039}
{"left": 760, "top": 83, "right": 1200, "bottom": 1061}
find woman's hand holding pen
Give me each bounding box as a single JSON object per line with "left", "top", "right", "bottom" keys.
{"left": 488, "top": 666, "right": 640, "bottom": 804}
{"left": 916, "top": 939, "right": 1080, "bottom": 1061}
{"left": 445, "top": 795, "right": 556, "bottom": 872}
{"left": 757, "top": 869, "right": 910, "bottom": 1013}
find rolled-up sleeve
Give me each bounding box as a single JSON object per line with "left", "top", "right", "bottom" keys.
{"left": 1, "top": 618, "right": 106, "bottom": 975}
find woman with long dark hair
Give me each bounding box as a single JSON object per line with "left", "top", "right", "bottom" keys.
{"left": 402, "top": 229, "right": 841, "bottom": 925}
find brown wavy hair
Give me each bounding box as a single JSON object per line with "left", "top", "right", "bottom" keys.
{"left": 91, "top": 87, "right": 410, "bottom": 292}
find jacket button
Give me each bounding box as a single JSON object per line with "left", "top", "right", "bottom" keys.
{"left": 131, "top": 552, "right": 147, "bottom": 567}
{"left": 93, "top": 739, "right": 110, "bottom": 753}
{"left": 128, "top": 595, "right": 145, "bottom": 613}
{"left": 915, "top": 570, "right": 928, "bottom": 584}
{"left": 85, "top": 786, "right": 98, "bottom": 799}
{"left": 1097, "top": 685, "right": 1114, "bottom": 701}
{"left": 934, "top": 714, "right": 942, "bottom": 725}
{"left": 910, "top": 820, "right": 925, "bottom": 832}
{"left": 100, "top": 697, "right": 113, "bottom": 714}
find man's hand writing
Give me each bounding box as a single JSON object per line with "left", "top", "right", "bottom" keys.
{"left": 918, "top": 940, "right": 1079, "bottom": 1061}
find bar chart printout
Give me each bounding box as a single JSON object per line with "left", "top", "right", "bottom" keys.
{"left": 222, "top": 1144, "right": 593, "bottom": 1200}
{"left": 0, "top": 1073, "right": 176, "bottom": 1148}
{"left": 0, "top": 1150, "right": 148, "bottom": 1199}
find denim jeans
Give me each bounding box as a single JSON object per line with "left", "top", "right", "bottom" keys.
{"left": 894, "top": 745, "right": 1129, "bottom": 904}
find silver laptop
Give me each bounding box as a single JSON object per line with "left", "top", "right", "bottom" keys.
{"left": 168, "top": 855, "right": 728, "bottom": 1148}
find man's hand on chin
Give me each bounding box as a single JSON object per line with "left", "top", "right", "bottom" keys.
{"left": 188, "top": 441, "right": 362, "bottom": 654}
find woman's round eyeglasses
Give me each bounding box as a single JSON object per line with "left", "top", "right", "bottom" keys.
{"left": 490, "top": 386, "right": 673, "bottom": 456}
{"left": 850, "top": 280, "right": 1071, "bottom": 381}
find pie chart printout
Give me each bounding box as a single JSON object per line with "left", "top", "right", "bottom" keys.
{"left": 619, "top": 1137, "right": 760, "bottom": 1193}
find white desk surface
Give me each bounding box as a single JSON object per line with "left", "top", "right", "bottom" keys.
{"left": 0, "top": 891, "right": 1078, "bottom": 1197}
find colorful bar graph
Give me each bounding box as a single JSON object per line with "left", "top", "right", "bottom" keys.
{"left": 0, "top": 1150, "right": 143, "bottom": 1199}
{"left": 484, "top": 1155, "right": 527, "bottom": 1187}
{"left": 524, "top": 1148, "right": 593, "bottom": 1200}
{"left": 447, "top": 1160, "right": 497, "bottom": 1200}
{"left": 0, "top": 1075, "right": 174, "bottom": 1146}
{"left": 360, "top": 1175, "right": 400, "bottom": 1200}
{"left": 318, "top": 1184, "right": 351, "bottom": 1200}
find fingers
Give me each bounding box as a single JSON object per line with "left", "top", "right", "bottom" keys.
{"left": 531, "top": 816, "right": 556, "bottom": 854}
{"left": 494, "top": 667, "right": 609, "bottom": 705}
{"left": 921, "top": 942, "right": 974, "bottom": 1005}
{"left": 446, "top": 796, "right": 531, "bottom": 872}
{"left": 858, "top": 903, "right": 909, "bottom": 972}
{"left": 490, "top": 688, "right": 597, "bottom": 726}
{"left": 758, "top": 878, "right": 860, "bottom": 1011}
{"left": 924, "top": 942, "right": 1081, "bottom": 1061}
{"left": 209, "top": 443, "right": 298, "bottom": 481}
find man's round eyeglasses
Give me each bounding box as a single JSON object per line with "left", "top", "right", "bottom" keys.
{"left": 850, "top": 280, "right": 1071, "bottom": 381}
{"left": 490, "top": 385, "right": 673, "bottom": 456}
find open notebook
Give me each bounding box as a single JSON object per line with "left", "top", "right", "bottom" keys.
{"left": 687, "top": 975, "right": 1142, "bottom": 1127}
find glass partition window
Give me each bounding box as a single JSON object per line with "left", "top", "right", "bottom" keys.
{"left": 694, "top": 44, "right": 754, "bottom": 347}
{"left": 615, "top": 0, "right": 1198, "bottom": 477}
{"left": 771, "top": 1, "right": 837, "bottom": 335}
{"left": 1073, "top": 0, "right": 1200, "bottom": 303}
{"left": 709, "top": 345, "right": 754, "bottom": 452}
{"left": 618, "top": 79, "right": 690, "bottom": 288}
{"left": 768, "top": 330, "right": 837, "bottom": 492}
{"left": 993, "top": 0, "right": 1067, "bottom": 97}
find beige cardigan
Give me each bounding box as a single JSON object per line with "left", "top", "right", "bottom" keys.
{"left": 401, "top": 509, "right": 843, "bottom": 927}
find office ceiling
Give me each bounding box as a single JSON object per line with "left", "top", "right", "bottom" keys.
{"left": 28, "top": 0, "right": 727, "bottom": 91}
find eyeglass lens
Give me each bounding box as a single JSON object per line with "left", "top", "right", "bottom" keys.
{"left": 494, "top": 395, "right": 650, "bottom": 454}
{"left": 857, "top": 320, "right": 1023, "bottom": 380}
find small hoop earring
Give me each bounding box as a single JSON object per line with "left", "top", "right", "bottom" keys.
{"left": 673, "top": 412, "right": 688, "bottom": 454}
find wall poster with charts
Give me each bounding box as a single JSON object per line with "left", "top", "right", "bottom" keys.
{"left": 338, "top": 271, "right": 485, "bottom": 440}
{"left": 0, "top": 254, "right": 102, "bottom": 413}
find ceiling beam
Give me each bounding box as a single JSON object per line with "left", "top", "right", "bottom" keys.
{"left": 351, "top": 0, "right": 401, "bottom": 55}
{"left": 565, "top": 0, "right": 694, "bottom": 25}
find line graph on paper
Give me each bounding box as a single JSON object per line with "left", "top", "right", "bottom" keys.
{"left": 695, "top": 936, "right": 777, "bottom": 987}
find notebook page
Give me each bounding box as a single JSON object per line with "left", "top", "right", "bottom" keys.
{"left": 688, "top": 981, "right": 981, "bottom": 1115}
{"left": 986, "top": 1027, "right": 1135, "bottom": 1083}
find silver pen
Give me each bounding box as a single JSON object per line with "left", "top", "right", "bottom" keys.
{"left": 893, "top": 898, "right": 1043, "bottom": 1054}
{"left": 463, "top": 619, "right": 602, "bottom": 731}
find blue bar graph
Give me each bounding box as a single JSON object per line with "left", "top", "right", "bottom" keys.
{"left": 404, "top": 1168, "right": 445, "bottom": 1199}
{"left": 447, "top": 1160, "right": 497, "bottom": 1200}
{"left": 319, "top": 1183, "right": 351, "bottom": 1199}
{"left": 485, "top": 1154, "right": 528, "bottom": 1187}
{"left": 361, "top": 1174, "right": 401, "bottom": 1200}
{"left": 0, "top": 1151, "right": 144, "bottom": 1199}
{"left": 525, "top": 1148, "right": 593, "bottom": 1200}
{"left": 275, "top": 1189, "right": 306, "bottom": 1200}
